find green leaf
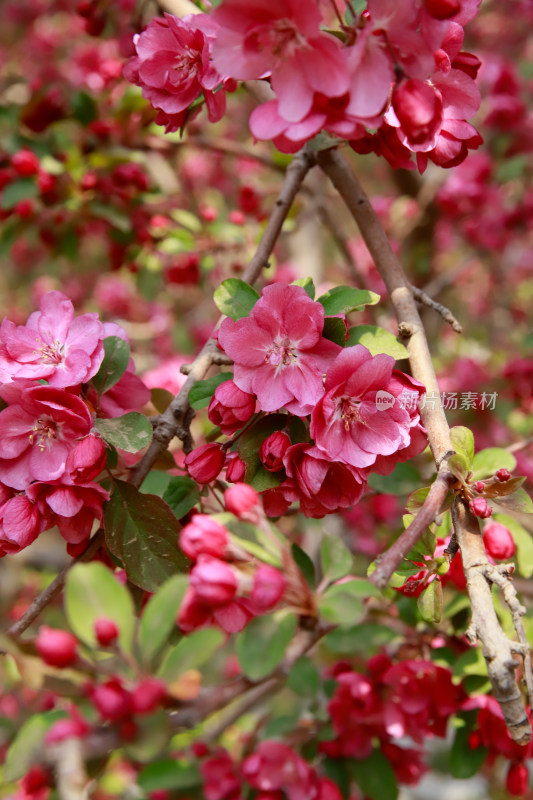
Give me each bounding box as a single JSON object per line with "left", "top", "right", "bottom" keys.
{"left": 4, "top": 711, "right": 66, "bottom": 781}
{"left": 346, "top": 325, "right": 408, "bottom": 359}
{"left": 214, "top": 278, "right": 259, "bottom": 320}
{"left": 322, "top": 316, "right": 348, "bottom": 346}
{"left": 324, "top": 623, "right": 397, "bottom": 655}
{"left": 137, "top": 759, "right": 201, "bottom": 793}
{"left": 189, "top": 373, "right": 233, "bottom": 409}
{"left": 450, "top": 426, "right": 475, "bottom": 467}
{"left": 406, "top": 486, "right": 431, "bottom": 515}
{"left": 138, "top": 575, "right": 188, "bottom": 669}
{"left": 350, "top": 748, "right": 398, "bottom": 800}
{"left": 1, "top": 178, "right": 38, "bottom": 209}
{"left": 91, "top": 337, "right": 131, "bottom": 396}
{"left": 320, "top": 535, "right": 353, "bottom": 584}
{"left": 494, "top": 513, "right": 533, "bottom": 577}
{"left": 291, "top": 542, "right": 316, "bottom": 588}
{"left": 472, "top": 448, "right": 517, "bottom": 479}
{"left": 291, "top": 277, "right": 315, "bottom": 298}
{"left": 125, "top": 710, "right": 170, "bottom": 763}
{"left": 72, "top": 91, "right": 98, "bottom": 125}
{"left": 104, "top": 480, "right": 188, "bottom": 592}
{"left": 417, "top": 579, "right": 443, "bottom": 623}
{"left": 151, "top": 387, "right": 174, "bottom": 413}
{"left": 494, "top": 488, "right": 533, "bottom": 514}
{"left": 140, "top": 470, "right": 172, "bottom": 497}
{"left": 318, "top": 286, "right": 380, "bottom": 315}
{"left": 368, "top": 462, "right": 422, "bottom": 496}
{"left": 65, "top": 562, "right": 135, "bottom": 652}
{"left": 319, "top": 579, "right": 379, "bottom": 625}
{"left": 453, "top": 647, "right": 488, "bottom": 679}
{"left": 250, "top": 464, "right": 284, "bottom": 492}
{"left": 236, "top": 612, "right": 297, "bottom": 681}
{"left": 95, "top": 412, "right": 153, "bottom": 453}
{"left": 163, "top": 476, "right": 201, "bottom": 519}
{"left": 447, "top": 453, "right": 470, "bottom": 482}
{"left": 157, "top": 628, "right": 224, "bottom": 681}
{"left": 90, "top": 202, "right": 131, "bottom": 233}
{"left": 287, "top": 657, "right": 320, "bottom": 697}
{"left": 450, "top": 716, "right": 488, "bottom": 779}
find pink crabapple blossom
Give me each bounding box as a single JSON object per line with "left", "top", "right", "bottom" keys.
{"left": 218, "top": 283, "right": 341, "bottom": 416}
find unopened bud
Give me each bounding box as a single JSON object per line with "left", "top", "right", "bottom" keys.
{"left": 496, "top": 468, "right": 511, "bottom": 482}
{"left": 470, "top": 497, "right": 492, "bottom": 519}
{"left": 94, "top": 617, "right": 119, "bottom": 647}
{"left": 474, "top": 481, "right": 485, "bottom": 493}
{"left": 224, "top": 483, "right": 261, "bottom": 522}
{"left": 185, "top": 443, "right": 225, "bottom": 484}
{"left": 36, "top": 626, "right": 78, "bottom": 668}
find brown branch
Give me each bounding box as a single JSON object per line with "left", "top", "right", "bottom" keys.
{"left": 452, "top": 498, "right": 532, "bottom": 744}
{"left": 371, "top": 462, "right": 454, "bottom": 590}
{"left": 129, "top": 149, "right": 316, "bottom": 488}
{"left": 6, "top": 529, "right": 105, "bottom": 639}
{"left": 409, "top": 283, "right": 463, "bottom": 333}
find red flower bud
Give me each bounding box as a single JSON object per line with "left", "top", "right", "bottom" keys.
{"left": 483, "top": 522, "right": 516, "bottom": 560}
{"left": 131, "top": 678, "right": 166, "bottom": 714}
{"left": 36, "top": 626, "right": 78, "bottom": 668}
{"left": 180, "top": 514, "right": 229, "bottom": 561}
{"left": 250, "top": 565, "right": 285, "bottom": 611}
{"left": 185, "top": 443, "right": 225, "bottom": 484}
{"left": 21, "top": 765, "right": 51, "bottom": 793}
{"left": 92, "top": 679, "right": 132, "bottom": 722}
{"left": 45, "top": 708, "right": 90, "bottom": 743}
{"left": 474, "top": 481, "right": 485, "bottom": 493}
{"left": 392, "top": 78, "right": 443, "bottom": 147}
{"left": 506, "top": 761, "right": 529, "bottom": 797}
{"left": 224, "top": 483, "right": 260, "bottom": 522}
{"left": 496, "top": 468, "right": 511, "bottom": 482}
{"left": 94, "top": 617, "right": 119, "bottom": 647}
{"left": 190, "top": 556, "right": 238, "bottom": 607}
{"left": 470, "top": 497, "right": 492, "bottom": 518}
{"left": 207, "top": 380, "right": 256, "bottom": 434}
{"left": 11, "top": 149, "right": 40, "bottom": 177}
{"left": 260, "top": 431, "right": 290, "bottom": 472}
{"left": 424, "top": 0, "right": 461, "bottom": 19}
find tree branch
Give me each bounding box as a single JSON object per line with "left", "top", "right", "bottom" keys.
{"left": 409, "top": 283, "right": 463, "bottom": 333}
{"left": 452, "top": 498, "right": 532, "bottom": 744}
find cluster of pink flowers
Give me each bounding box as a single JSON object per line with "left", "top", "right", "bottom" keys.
{"left": 185, "top": 283, "right": 426, "bottom": 519}
{"left": 177, "top": 506, "right": 286, "bottom": 634}
{"left": 321, "top": 655, "right": 464, "bottom": 783}
{"left": 125, "top": 0, "right": 483, "bottom": 172}
{"left": 200, "top": 741, "right": 341, "bottom": 800}
{"left": 0, "top": 291, "right": 149, "bottom": 556}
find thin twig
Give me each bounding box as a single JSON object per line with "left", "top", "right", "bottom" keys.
{"left": 410, "top": 283, "right": 463, "bottom": 333}
{"left": 370, "top": 463, "right": 454, "bottom": 590}
{"left": 6, "top": 530, "right": 105, "bottom": 639}
{"left": 129, "top": 149, "right": 316, "bottom": 488}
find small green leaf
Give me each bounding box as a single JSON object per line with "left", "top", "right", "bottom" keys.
{"left": 287, "top": 657, "right": 320, "bottom": 696}
{"left": 494, "top": 513, "right": 533, "bottom": 577}
{"left": 450, "top": 715, "right": 488, "bottom": 779}
{"left": 368, "top": 462, "right": 422, "bottom": 496}
{"left": 137, "top": 760, "right": 201, "bottom": 793}
{"left": 320, "top": 535, "right": 353, "bottom": 583}
{"left": 104, "top": 480, "right": 188, "bottom": 592}
{"left": 236, "top": 612, "right": 297, "bottom": 681}
{"left": 138, "top": 575, "right": 188, "bottom": 669}
{"left": 95, "top": 412, "right": 152, "bottom": 453}
{"left": 157, "top": 627, "right": 224, "bottom": 681}
{"left": 151, "top": 387, "right": 174, "bottom": 413}
{"left": 250, "top": 464, "right": 284, "bottom": 492}
{"left": 450, "top": 426, "right": 475, "bottom": 467}
{"left": 65, "top": 562, "right": 135, "bottom": 652}
{"left": 291, "top": 277, "right": 315, "bottom": 298}
{"left": 494, "top": 488, "right": 533, "bottom": 514}
{"left": 406, "top": 486, "right": 431, "bottom": 514}
{"left": 472, "top": 447, "right": 517, "bottom": 479}
{"left": 346, "top": 325, "right": 408, "bottom": 359}
{"left": 322, "top": 316, "right": 348, "bottom": 346}
{"left": 214, "top": 278, "right": 259, "bottom": 320}
{"left": 324, "top": 623, "right": 397, "bottom": 655}
{"left": 350, "top": 748, "right": 398, "bottom": 800}
{"left": 318, "top": 286, "right": 380, "bottom": 315}
{"left": 163, "top": 476, "right": 201, "bottom": 519}
{"left": 189, "top": 373, "right": 233, "bottom": 409}
{"left": 417, "top": 579, "right": 443, "bottom": 623}
{"left": 1, "top": 178, "right": 39, "bottom": 210}
{"left": 4, "top": 711, "right": 66, "bottom": 781}
{"left": 72, "top": 91, "right": 98, "bottom": 125}
{"left": 91, "top": 336, "right": 131, "bottom": 396}
{"left": 291, "top": 542, "right": 315, "bottom": 588}
{"left": 447, "top": 454, "right": 470, "bottom": 482}
{"left": 319, "top": 579, "right": 379, "bottom": 625}
{"left": 125, "top": 710, "right": 170, "bottom": 763}
{"left": 140, "top": 470, "right": 172, "bottom": 498}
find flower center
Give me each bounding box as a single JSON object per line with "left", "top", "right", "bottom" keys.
{"left": 172, "top": 48, "right": 200, "bottom": 80}
{"left": 337, "top": 395, "right": 363, "bottom": 430}
{"left": 246, "top": 19, "right": 307, "bottom": 60}
{"left": 29, "top": 416, "right": 60, "bottom": 451}
{"left": 265, "top": 336, "right": 297, "bottom": 368}
{"left": 34, "top": 337, "right": 63, "bottom": 365}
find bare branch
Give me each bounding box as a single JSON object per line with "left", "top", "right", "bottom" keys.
{"left": 452, "top": 497, "right": 531, "bottom": 744}
{"left": 409, "top": 283, "right": 463, "bottom": 333}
